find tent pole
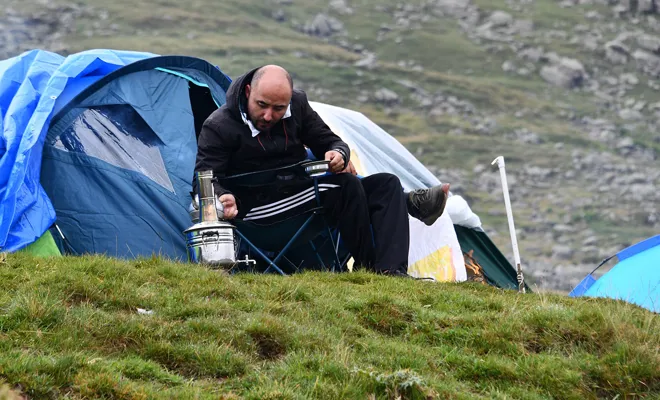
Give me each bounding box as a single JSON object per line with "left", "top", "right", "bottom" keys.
{"left": 491, "top": 156, "right": 526, "bottom": 293}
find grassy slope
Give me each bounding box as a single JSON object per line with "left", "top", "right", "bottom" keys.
{"left": 0, "top": 253, "right": 658, "bottom": 399}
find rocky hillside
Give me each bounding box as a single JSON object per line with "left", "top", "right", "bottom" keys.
{"left": 2, "top": 0, "right": 659, "bottom": 291}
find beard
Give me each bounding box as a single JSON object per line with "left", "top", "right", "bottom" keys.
{"left": 253, "top": 119, "right": 274, "bottom": 131}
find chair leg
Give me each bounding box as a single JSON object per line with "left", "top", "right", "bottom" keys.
{"left": 308, "top": 240, "right": 328, "bottom": 271}
{"left": 325, "top": 225, "right": 343, "bottom": 273}
{"left": 282, "top": 255, "right": 301, "bottom": 273}
{"left": 271, "top": 213, "right": 317, "bottom": 267}
{"left": 234, "top": 230, "right": 286, "bottom": 276}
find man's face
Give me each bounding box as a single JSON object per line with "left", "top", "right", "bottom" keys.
{"left": 245, "top": 81, "right": 291, "bottom": 132}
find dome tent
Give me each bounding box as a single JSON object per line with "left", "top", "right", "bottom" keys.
{"left": 0, "top": 49, "right": 230, "bottom": 259}
{"left": 570, "top": 235, "right": 659, "bottom": 313}
{"left": 1, "top": 49, "right": 522, "bottom": 289}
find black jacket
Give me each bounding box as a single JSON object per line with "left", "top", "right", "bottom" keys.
{"left": 193, "top": 66, "right": 350, "bottom": 197}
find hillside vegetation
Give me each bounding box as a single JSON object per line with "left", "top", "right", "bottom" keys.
{"left": 0, "top": 253, "right": 658, "bottom": 399}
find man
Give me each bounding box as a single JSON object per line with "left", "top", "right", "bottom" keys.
{"left": 194, "top": 65, "right": 449, "bottom": 275}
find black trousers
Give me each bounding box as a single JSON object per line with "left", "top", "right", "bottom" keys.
{"left": 236, "top": 172, "right": 410, "bottom": 273}
{"left": 320, "top": 173, "right": 410, "bottom": 273}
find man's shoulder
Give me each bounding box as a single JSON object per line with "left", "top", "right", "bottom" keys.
{"left": 291, "top": 89, "right": 310, "bottom": 106}
{"left": 205, "top": 106, "right": 237, "bottom": 126}
{"left": 202, "top": 106, "right": 246, "bottom": 135}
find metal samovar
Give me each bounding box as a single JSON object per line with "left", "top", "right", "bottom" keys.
{"left": 183, "top": 170, "right": 241, "bottom": 267}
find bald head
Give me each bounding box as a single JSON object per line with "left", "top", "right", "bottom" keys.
{"left": 250, "top": 65, "right": 293, "bottom": 93}
{"left": 244, "top": 65, "right": 293, "bottom": 132}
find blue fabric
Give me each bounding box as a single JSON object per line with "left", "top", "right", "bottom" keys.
{"left": 40, "top": 71, "right": 206, "bottom": 259}
{"left": 581, "top": 236, "right": 660, "bottom": 313}
{"left": 617, "top": 234, "right": 660, "bottom": 261}
{"left": 58, "top": 71, "right": 196, "bottom": 201}
{"left": 568, "top": 274, "right": 596, "bottom": 297}
{"left": 41, "top": 147, "right": 192, "bottom": 259}
{"left": 0, "top": 49, "right": 157, "bottom": 251}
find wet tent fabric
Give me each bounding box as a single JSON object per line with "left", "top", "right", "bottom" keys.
{"left": 1, "top": 49, "right": 231, "bottom": 260}
{"left": 0, "top": 49, "right": 158, "bottom": 252}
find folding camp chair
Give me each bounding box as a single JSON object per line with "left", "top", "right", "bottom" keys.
{"left": 217, "top": 161, "right": 350, "bottom": 275}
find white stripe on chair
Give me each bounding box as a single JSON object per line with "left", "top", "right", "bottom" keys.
{"left": 244, "top": 183, "right": 340, "bottom": 221}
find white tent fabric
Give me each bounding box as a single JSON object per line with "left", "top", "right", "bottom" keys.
{"left": 310, "top": 101, "right": 482, "bottom": 281}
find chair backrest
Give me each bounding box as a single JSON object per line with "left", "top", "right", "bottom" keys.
{"left": 219, "top": 161, "right": 312, "bottom": 189}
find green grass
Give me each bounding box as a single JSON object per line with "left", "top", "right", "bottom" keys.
{"left": 0, "top": 253, "right": 658, "bottom": 399}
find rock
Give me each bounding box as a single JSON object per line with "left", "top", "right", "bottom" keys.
{"left": 513, "top": 128, "right": 542, "bottom": 143}
{"left": 540, "top": 57, "right": 587, "bottom": 88}
{"left": 620, "top": 0, "right": 637, "bottom": 13}
{"left": 512, "top": 19, "right": 535, "bottom": 36}
{"left": 613, "top": 4, "right": 629, "bottom": 17}
{"left": 585, "top": 10, "right": 602, "bottom": 20}
{"left": 518, "top": 46, "right": 544, "bottom": 62}
{"left": 554, "top": 224, "right": 576, "bottom": 234}
{"left": 637, "top": 34, "right": 660, "bottom": 54}
{"left": 620, "top": 72, "right": 640, "bottom": 85}
{"left": 582, "top": 236, "right": 599, "bottom": 246}
{"left": 632, "top": 49, "right": 660, "bottom": 76}
{"left": 617, "top": 136, "right": 635, "bottom": 149}
{"left": 638, "top": 0, "right": 657, "bottom": 13}
{"left": 486, "top": 10, "right": 513, "bottom": 28}
{"left": 432, "top": 0, "right": 473, "bottom": 18}
{"left": 605, "top": 40, "right": 631, "bottom": 64}
{"left": 0, "top": 5, "right": 94, "bottom": 59}
{"left": 552, "top": 245, "right": 575, "bottom": 260}
{"left": 354, "top": 52, "right": 377, "bottom": 69}
{"left": 502, "top": 60, "right": 516, "bottom": 72}
{"left": 633, "top": 100, "right": 647, "bottom": 110}
{"left": 541, "top": 51, "right": 562, "bottom": 64}
{"left": 272, "top": 9, "right": 286, "bottom": 22}
{"left": 373, "top": 88, "right": 400, "bottom": 105}
{"left": 329, "top": 0, "right": 353, "bottom": 15}
{"left": 303, "top": 13, "right": 344, "bottom": 37}
{"left": 582, "top": 35, "right": 600, "bottom": 51}
{"left": 356, "top": 94, "right": 369, "bottom": 103}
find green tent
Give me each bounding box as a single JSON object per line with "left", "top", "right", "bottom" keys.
{"left": 21, "top": 230, "right": 61, "bottom": 257}
{"left": 455, "top": 225, "right": 528, "bottom": 291}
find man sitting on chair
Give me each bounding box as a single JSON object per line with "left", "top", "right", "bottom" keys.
{"left": 194, "top": 65, "right": 450, "bottom": 276}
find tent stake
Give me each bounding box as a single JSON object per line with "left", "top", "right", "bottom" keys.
{"left": 491, "top": 156, "right": 526, "bottom": 293}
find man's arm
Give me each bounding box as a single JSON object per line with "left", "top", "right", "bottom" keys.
{"left": 298, "top": 91, "right": 350, "bottom": 169}
{"left": 193, "top": 119, "right": 240, "bottom": 219}
{"left": 193, "top": 119, "right": 234, "bottom": 198}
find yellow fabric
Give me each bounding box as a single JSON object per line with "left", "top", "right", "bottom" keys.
{"left": 350, "top": 149, "right": 365, "bottom": 175}
{"left": 408, "top": 245, "right": 456, "bottom": 281}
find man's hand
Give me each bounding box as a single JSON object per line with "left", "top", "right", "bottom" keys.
{"left": 218, "top": 194, "right": 238, "bottom": 219}
{"left": 325, "top": 150, "right": 345, "bottom": 173}
{"left": 339, "top": 159, "right": 357, "bottom": 175}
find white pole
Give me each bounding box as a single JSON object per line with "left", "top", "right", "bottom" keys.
{"left": 491, "top": 156, "right": 526, "bottom": 293}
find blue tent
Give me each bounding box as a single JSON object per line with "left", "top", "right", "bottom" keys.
{"left": 0, "top": 49, "right": 231, "bottom": 259}
{"left": 570, "top": 235, "right": 660, "bottom": 313}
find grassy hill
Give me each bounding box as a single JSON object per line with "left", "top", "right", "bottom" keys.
{"left": 0, "top": 252, "right": 658, "bottom": 399}
{"left": 3, "top": 0, "right": 659, "bottom": 290}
